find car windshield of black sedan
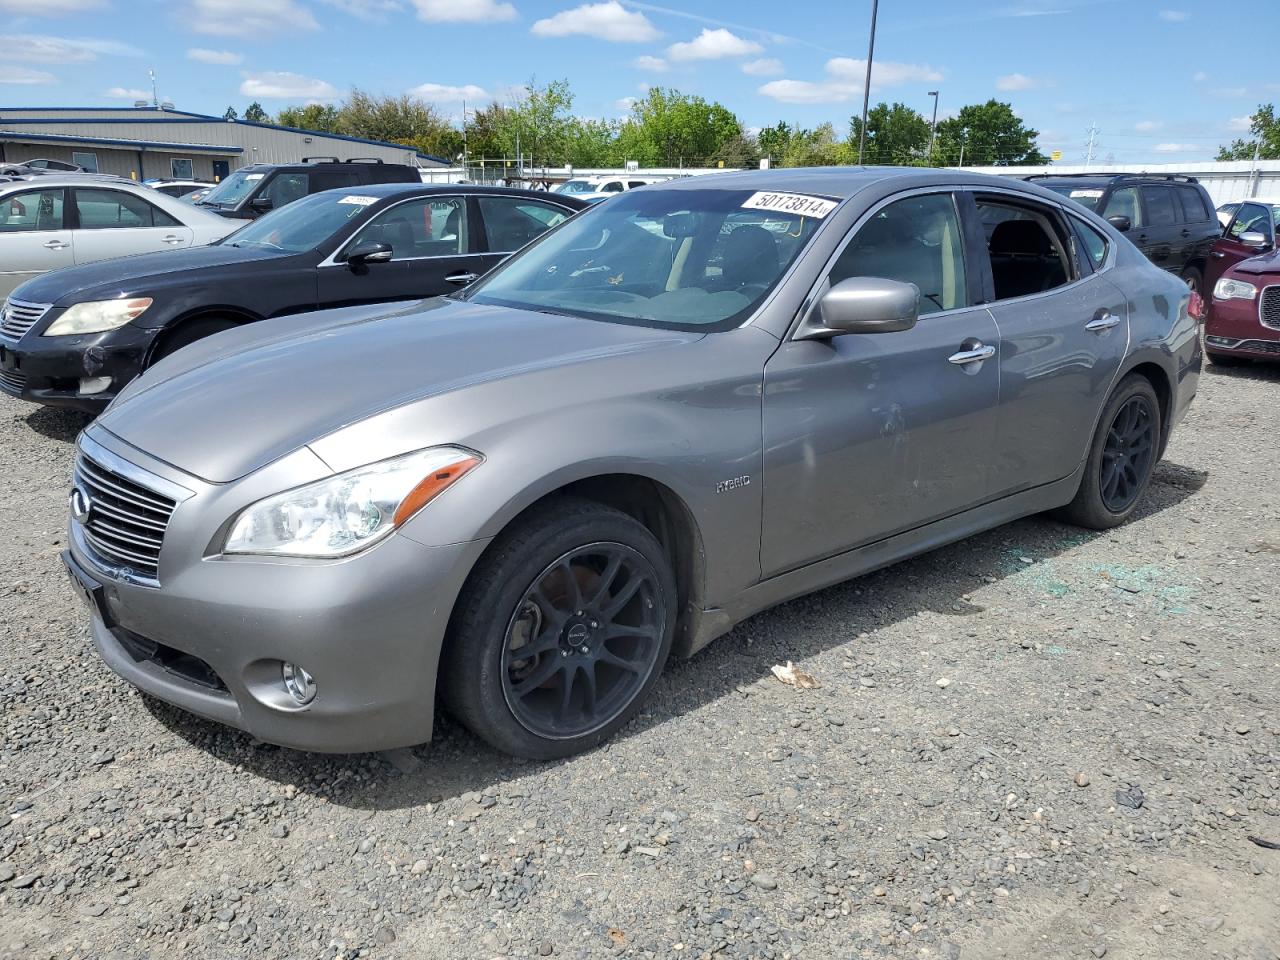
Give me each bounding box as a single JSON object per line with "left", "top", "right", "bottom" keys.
{"left": 220, "top": 192, "right": 370, "bottom": 253}
{"left": 466, "top": 188, "right": 832, "bottom": 331}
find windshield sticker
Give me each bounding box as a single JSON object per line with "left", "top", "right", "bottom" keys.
{"left": 245, "top": 173, "right": 264, "bottom": 181}
{"left": 1070, "top": 189, "right": 1104, "bottom": 199}
{"left": 741, "top": 191, "right": 838, "bottom": 218}
{"left": 338, "top": 195, "right": 378, "bottom": 206}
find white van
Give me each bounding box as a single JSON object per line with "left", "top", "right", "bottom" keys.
{"left": 554, "top": 175, "right": 671, "bottom": 202}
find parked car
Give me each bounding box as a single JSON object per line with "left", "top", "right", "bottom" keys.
{"left": 192, "top": 158, "right": 422, "bottom": 221}
{"left": 145, "top": 179, "right": 210, "bottom": 199}
{"left": 60, "top": 168, "right": 1198, "bottom": 758}
{"left": 1027, "top": 173, "right": 1220, "bottom": 292}
{"left": 4, "top": 158, "right": 84, "bottom": 174}
{"left": 1216, "top": 201, "right": 1241, "bottom": 228}
{"left": 1202, "top": 197, "right": 1280, "bottom": 365}
{"left": 554, "top": 174, "right": 670, "bottom": 202}
{"left": 0, "top": 184, "right": 585, "bottom": 410}
{"left": 0, "top": 175, "right": 234, "bottom": 301}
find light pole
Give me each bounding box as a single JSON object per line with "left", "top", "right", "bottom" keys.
{"left": 958, "top": 127, "right": 969, "bottom": 168}
{"left": 926, "top": 90, "right": 939, "bottom": 163}
{"left": 856, "top": 0, "right": 879, "bottom": 165}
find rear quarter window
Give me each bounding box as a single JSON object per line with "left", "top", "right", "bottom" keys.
{"left": 1175, "top": 185, "right": 1212, "bottom": 223}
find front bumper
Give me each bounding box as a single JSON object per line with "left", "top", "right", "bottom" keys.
{"left": 0, "top": 325, "right": 153, "bottom": 412}
{"left": 1204, "top": 295, "right": 1280, "bottom": 361}
{"left": 66, "top": 431, "right": 491, "bottom": 753}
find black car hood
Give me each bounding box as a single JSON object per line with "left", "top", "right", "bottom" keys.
{"left": 12, "top": 244, "right": 288, "bottom": 305}
{"left": 1230, "top": 247, "right": 1280, "bottom": 276}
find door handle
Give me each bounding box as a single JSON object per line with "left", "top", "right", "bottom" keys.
{"left": 1085, "top": 310, "right": 1120, "bottom": 332}
{"left": 42, "top": 240, "right": 69, "bottom": 250}
{"left": 160, "top": 235, "right": 185, "bottom": 245}
{"left": 444, "top": 271, "right": 478, "bottom": 285}
{"left": 947, "top": 343, "right": 996, "bottom": 365}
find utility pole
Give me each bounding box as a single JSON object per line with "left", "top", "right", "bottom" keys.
{"left": 857, "top": 0, "right": 879, "bottom": 165}
{"left": 927, "top": 90, "right": 939, "bottom": 163}
{"left": 1247, "top": 139, "right": 1262, "bottom": 197}
{"left": 461, "top": 99, "right": 468, "bottom": 173}
{"left": 958, "top": 127, "right": 968, "bottom": 168}
{"left": 1084, "top": 121, "right": 1100, "bottom": 168}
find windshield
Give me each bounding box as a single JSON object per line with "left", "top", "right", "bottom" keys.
{"left": 199, "top": 168, "right": 266, "bottom": 208}
{"left": 220, "top": 191, "right": 373, "bottom": 253}
{"left": 555, "top": 180, "right": 597, "bottom": 195}
{"left": 1038, "top": 182, "right": 1105, "bottom": 211}
{"left": 465, "top": 187, "right": 833, "bottom": 332}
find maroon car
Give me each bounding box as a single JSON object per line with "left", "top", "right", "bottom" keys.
{"left": 1203, "top": 197, "right": 1280, "bottom": 365}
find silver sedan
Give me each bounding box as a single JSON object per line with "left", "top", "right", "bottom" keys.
{"left": 63, "top": 167, "right": 1201, "bottom": 758}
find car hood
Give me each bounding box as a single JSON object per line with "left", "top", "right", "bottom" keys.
{"left": 95, "top": 297, "right": 703, "bottom": 483}
{"left": 1228, "top": 247, "right": 1280, "bottom": 276}
{"left": 12, "top": 244, "right": 284, "bottom": 305}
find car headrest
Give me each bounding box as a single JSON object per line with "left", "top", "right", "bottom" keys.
{"left": 722, "top": 225, "right": 777, "bottom": 285}
{"left": 989, "top": 219, "right": 1055, "bottom": 257}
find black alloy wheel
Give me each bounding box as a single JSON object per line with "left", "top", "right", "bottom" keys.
{"left": 1099, "top": 394, "right": 1156, "bottom": 513}
{"left": 501, "top": 542, "right": 666, "bottom": 740}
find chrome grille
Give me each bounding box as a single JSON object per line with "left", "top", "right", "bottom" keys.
{"left": 0, "top": 367, "right": 25, "bottom": 394}
{"left": 74, "top": 451, "right": 178, "bottom": 582}
{"left": 0, "top": 298, "right": 51, "bottom": 343}
{"left": 1261, "top": 286, "right": 1280, "bottom": 331}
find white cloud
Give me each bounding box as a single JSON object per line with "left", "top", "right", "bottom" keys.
{"left": 239, "top": 71, "right": 337, "bottom": 99}
{"left": 632, "top": 55, "right": 667, "bottom": 72}
{"left": 1227, "top": 116, "right": 1253, "bottom": 132}
{"left": 666, "top": 28, "right": 762, "bottom": 62}
{"left": 412, "top": 0, "right": 516, "bottom": 22}
{"left": 8, "top": 35, "right": 141, "bottom": 64}
{"left": 103, "top": 87, "right": 152, "bottom": 100}
{"left": 1158, "top": 9, "right": 1189, "bottom": 21}
{"left": 741, "top": 58, "right": 783, "bottom": 77}
{"left": 318, "top": 0, "right": 403, "bottom": 19}
{"left": 0, "top": 0, "right": 102, "bottom": 13}
{"left": 0, "top": 66, "right": 56, "bottom": 85}
{"left": 1192, "top": 70, "right": 1207, "bottom": 82}
{"left": 192, "top": 0, "right": 318, "bottom": 37}
{"left": 1134, "top": 120, "right": 1162, "bottom": 132}
{"left": 532, "top": 2, "right": 658, "bottom": 42}
{"left": 995, "top": 72, "right": 1035, "bottom": 91}
{"left": 760, "top": 56, "right": 943, "bottom": 104}
{"left": 1154, "top": 142, "right": 1197, "bottom": 153}
{"left": 187, "top": 48, "right": 243, "bottom": 65}
{"left": 408, "top": 82, "right": 490, "bottom": 104}
{"left": 616, "top": 96, "right": 638, "bottom": 110}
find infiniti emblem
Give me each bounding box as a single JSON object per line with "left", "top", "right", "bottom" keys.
{"left": 70, "top": 486, "right": 92, "bottom": 523}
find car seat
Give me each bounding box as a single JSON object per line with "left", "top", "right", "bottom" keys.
{"left": 988, "top": 219, "right": 1067, "bottom": 299}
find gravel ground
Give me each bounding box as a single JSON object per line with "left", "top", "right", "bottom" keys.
{"left": 1, "top": 363, "right": 1278, "bottom": 960}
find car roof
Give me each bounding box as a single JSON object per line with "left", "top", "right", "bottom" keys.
{"left": 317, "top": 182, "right": 590, "bottom": 202}
{"left": 0, "top": 173, "right": 140, "bottom": 189}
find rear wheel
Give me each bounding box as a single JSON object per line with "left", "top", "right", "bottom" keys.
{"left": 1058, "top": 374, "right": 1162, "bottom": 530}
{"left": 441, "top": 498, "right": 676, "bottom": 759}
{"left": 150, "top": 317, "right": 240, "bottom": 364}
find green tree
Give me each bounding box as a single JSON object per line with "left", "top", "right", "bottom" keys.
{"left": 849, "top": 101, "right": 931, "bottom": 165}
{"left": 1217, "top": 103, "right": 1280, "bottom": 160}
{"left": 933, "top": 100, "right": 1047, "bottom": 166}
{"left": 616, "top": 87, "right": 743, "bottom": 166}
{"left": 243, "top": 102, "right": 269, "bottom": 123}
{"left": 276, "top": 103, "right": 341, "bottom": 133}
{"left": 222, "top": 106, "right": 238, "bottom": 121}
{"left": 757, "top": 121, "right": 797, "bottom": 163}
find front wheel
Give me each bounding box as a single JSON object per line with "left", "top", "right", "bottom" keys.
{"left": 1057, "top": 374, "right": 1162, "bottom": 530}
{"left": 150, "top": 317, "right": 240, "bottom": 365}
{"left": 441, "top": 498, "right": 676, "bottom": 759}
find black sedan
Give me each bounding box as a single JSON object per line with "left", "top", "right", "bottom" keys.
{"left": 0, "top": 184, "right": 586, "bottom": 411}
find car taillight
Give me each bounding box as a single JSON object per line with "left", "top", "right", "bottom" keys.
{"left": 1188, "top": 290, "right": 1205, "bottom": 322}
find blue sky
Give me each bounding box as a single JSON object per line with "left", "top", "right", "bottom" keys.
{"left": 2, "top": 0, "right": 1276, "bottom": 164}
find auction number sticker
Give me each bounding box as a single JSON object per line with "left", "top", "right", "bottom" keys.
{"left": 741, "top": 191, "right": 838, "bottom": 218}
{"left": 338, "top": 195, "right": 378, "bottom": 206}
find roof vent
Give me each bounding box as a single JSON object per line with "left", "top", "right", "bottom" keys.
{"left": 133, "top": 100, "right": 148, "bottom": 108}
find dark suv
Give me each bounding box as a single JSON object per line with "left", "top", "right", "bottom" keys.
{"left": 1027, "top": 174, "right": 1220, "bottom": 293}
{"left": 193, "top": 157, "right": 421, "bottom": 221}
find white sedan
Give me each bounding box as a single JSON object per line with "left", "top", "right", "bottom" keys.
{"left": 0, "top": 175, "right": 234, "bottom": 299}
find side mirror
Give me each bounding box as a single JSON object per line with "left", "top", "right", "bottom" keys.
{"left": 799, "top": 277, "right": 920, "bottom": 339}
{"left": 1239, "top": 230, "right": 1270, "bottom": 249}
{"left": 345, "top": 240, "right": 393, "bottom": 265}
{"left": 1106, "top": 215, "right": 1131, "bottom": 232}
{"left": 248, "top": 196, "right": 273, "bottom": 213}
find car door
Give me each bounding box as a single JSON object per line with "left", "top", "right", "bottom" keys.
{"left": 70, "top": 187, "right": 195, "bottom": 265}
{"left": 1174, "top": 184, "right": 1217, "bottom": 279}
{"left": 760, "top": 190, "right": 1000, "bottom": 577}
{"left": 0, "top": 186, "right": 72, "bottom": 299}
{"left": 972, "top": 193, "right": 1129, "bottom": 497}
{"left": 1205, "top": 201, "right": 1276, "bottom": 291}
{"left": 1138, "top": 184, "right": 1179, "bottom": 272}
{"left": 471, "top": 195, "right": 576, "bottom": 278}
{"left": 317, "top": 195, "right": 477, "bottom": 307}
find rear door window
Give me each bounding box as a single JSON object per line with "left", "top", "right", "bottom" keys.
{"left": 1175, "top": 185, "right": 1210, "bottom": 223}
{"left": 1141, "top": 185, "right": 1177, "bottom": 226}
{"left": 974, "top": 199, "right": 1074, "bottom": 301}
{"left": 74, "top": 189, "right": 179, "bottom": 229}
{"left": 478, "top": 197, "right": 571, "bottom": 252}
{"left": 0, "top": 188, "right": 65, "bottom": 232}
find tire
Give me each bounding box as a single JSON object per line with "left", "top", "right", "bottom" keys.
{"left": 1180, "top": 265, "right": 1203, "bottom": 295}
{"left": 150, "top": 317, "right": 240, "bottom": 364}
{"left": 1057, "top": 374, "right": 1162, "bottom": 530}
{"left": 1206, "top": 350, "right": 1246, "bottom": 367}
{"left": 441, "top": 497, "right": 677, "bottom": 759}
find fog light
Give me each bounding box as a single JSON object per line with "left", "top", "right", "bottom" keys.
{"left": 281, "top": 662, "right": 316, "bottom": 705}
{"left": 79, "top": 375, "right": 112, "bottom": 395}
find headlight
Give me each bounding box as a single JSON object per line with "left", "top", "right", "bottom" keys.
{"left": 223, "top": 446, "right": 481, "bottom": 558}
{"left": 44, "top": 298, "right": 153, "bottom": 336}
{"left": 1212, "top": 278, "right": 1257, "bottom": 301}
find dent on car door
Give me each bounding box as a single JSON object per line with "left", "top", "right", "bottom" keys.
{"left": 973, "top": 195, "right": 1129, "bottom": 497}
{"left": 0, "top": 187, "right": 72, "bottom": 299}
{"left": 760, "top": 191, "right": 1001, "bottom": 578}
{"left": 70, "top": 188, "right": 194, "bottom": 265}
